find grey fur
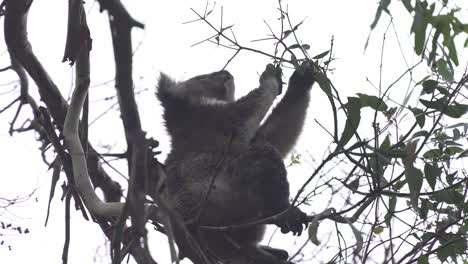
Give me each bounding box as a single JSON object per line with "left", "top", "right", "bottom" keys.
{"left": 157, "top": 63, "right": 315, "bottom": 264}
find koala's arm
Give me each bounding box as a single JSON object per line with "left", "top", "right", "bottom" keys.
{"left": 254, "top": 62, "right": 316, "bottom": 158}
{"left": 229, "top": 65, "right": 281, "bottom": 142}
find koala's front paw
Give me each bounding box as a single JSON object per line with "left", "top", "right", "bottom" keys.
{"left": 260, "top": 64, "right": 283, "bottom": 95}
{"left": 277, "top": 207, "right": 308, "bottom": 236}
{"left": 260, "top": 246, "right": 289, "bottom": 260}
{"left": 289, "top": 61, "right": 319, "bottom": 92}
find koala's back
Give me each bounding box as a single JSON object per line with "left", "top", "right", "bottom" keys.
{"left": 164, "top": 141, "right": 290, "bottom": 225}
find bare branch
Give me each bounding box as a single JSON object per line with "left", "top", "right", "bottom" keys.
{"left": 63, "top": 13, "right": 125, "bottom": 218}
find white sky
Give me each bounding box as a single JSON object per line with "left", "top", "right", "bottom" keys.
{"left": 0, "top": 0, "right": 466, "bottom": 263}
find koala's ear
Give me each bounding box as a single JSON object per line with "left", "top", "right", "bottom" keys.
{"left": 156, "top": 73, "right": 187, "bottom": 108}
{"left": 157, "top": 73, "right": 177, "bottom": 93}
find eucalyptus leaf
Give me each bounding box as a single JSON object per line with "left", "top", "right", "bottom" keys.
{"left": 338, "top": 97, "right": 361, "bottom": 147}
{"left": 420, "top": 98, "right": 468, "bottom": 118}
{"left": 370, "top": 0, "right": 391, "bottom": 30}
{"left": 417, "top": 255, "right": 429, "bottom": 264}
{"left": 401, "top": 0, "right": 413, "bottom": 12}
{"left": 419, "top": 198, "right": 430, "bottom": 219}
{"left": 411, "top": 1, "right": 429, "bottom": 55}
{"left": 404, "top": 166, "right": 423, "bottom": 210}
{"left": 384, "top": 195, "right": 396, "bottom": 226}
{"left": 424, "top": 163, "right": 440, "bottom": 190}
{"left": 421, "top": 80, "right": 438, "bottom": 94}
{"left": 444, "top": 146, "right": 463, "bottom": 156}
{"left": 373, "top": 226, "right": 384, "bottom": 235}
{"left": 410, "top": 107, "right": 425, "bottom": 128}
{"left": 423, "top": 149, "right": 444, "bottom": 159}
{"left": 357, "top": 93, "right": 388, "bottom": 111}
{"left": 312, "top": 50, "right": 330, "bottom": 60}
{"left": 436, "top": 58, "right": 454, "bottom": 81}
{"left": 349, "top": 178, "right": 360, "bottom": 191}
{"left": 412, "top": 130, "right": 429, "bottom": 139}
{"left": 458, "top": 149, "right": 468, "bottom": 158}
{"left": 431, "top": 190, "right": 464, "bottom": 204}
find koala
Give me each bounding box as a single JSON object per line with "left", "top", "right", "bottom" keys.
{"left": 157, "top": 62, "right": 316, "bottom": 264}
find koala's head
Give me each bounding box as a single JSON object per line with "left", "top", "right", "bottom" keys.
{"left": 178, "top": 70, "right": 235, "bottom": 103}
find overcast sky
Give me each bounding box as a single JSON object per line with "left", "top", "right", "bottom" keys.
{"left": 0, "top": 0, "right": 466, "bottom": 263}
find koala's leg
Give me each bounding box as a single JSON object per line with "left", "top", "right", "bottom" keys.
{"left": 254, "top": 62, "right": 317, "bottom": 159}
{"left": 222, "top": 245, "right": 290, "bottom": 264}
{"left": 259, "top": 246, "right": 289, "bottom": 260}
{"left": 199, "top": 227, "right": 286, "bottom": 264}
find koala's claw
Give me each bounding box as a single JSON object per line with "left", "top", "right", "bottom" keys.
{"left": 277, "top": 207, "right": 309, "bottom": 236}
{"left": 289, "top": 60, "right": 319, "bottom": 91}
{"left": 261, "top": 63, "right": 283, "bottom": 95}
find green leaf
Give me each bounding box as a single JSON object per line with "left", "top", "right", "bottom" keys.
{"left": 447, "top": 38, "right": 459, "bottom": 66}
{"left": 373, "top": 226, "right": 384, "bottom": 235}
{"left": 420, "top": 98, "right": 468, "bottom": 118}
{"left": 384, "top": 106, "right": 397, "bottom": 120}
{"left": 436, "top": 233, "right": 467, "bottom": 262}
{"left": 453, "top": 128, "right": 461, "bottom": 139}
{"left": 412, "top": 233, "right": 421, "bottom": 241}
{"left": 424, "top": 163, "right": 440, "bottom": 190}
{"left": 436, "top": 15, "right": 460, "bottom": 66}
{"left": 357, "top": 93, "right": 388, "bottom": 111}
{"left": 289, "top": 153, "right": 301, "bottom": 165}
{"left": 420, "top": 98, "right": 445, "bottom": 112}
{"left": 445, "top": 146, "right": 463, "bottom": 156}
{"left": 447, "top": 122, "right": 468, "bottom": 133}
{"left": 458, "top": 149, "right": 468, "bottom": 158}
{"left": 349, "top": 178, "right": 360, "bottom": 191}
{"left": 447, "top": 102, "right": 468, "bottom": 118}
{"left": 338, "top": 97, "right": 361, "bottom": 147}
{"left": 421, "top": 80, "right": 438, "bottom": 94}
{"left": 312, "top": 50, "right": 330, "bottom": 60}
{"left": 289, "top": 44, "right": 311, "bottom": 51}
{"left": 318, "top": 80, "right": 332, "bottom": 99}
{"left": 394, "top": 180, "right": 406, "bottom": 190}
{"left": 370, "top": 0, "right": 391, "bottom": 30}
{"left": 403, "top": 139, "right": 419, "bottom": 168}
{"left": 436, "top": 58, "right": 454, "bottom": 81}
{"left": 428, "top": 25, "right": 442, "bottom": 64}
{"left": 421, "top": 232, "right": 435, "bottom": 242}
{"left": 419, "top": 198, "right": 430, "bottom": 219}
{"left": 415, "top": 75, "right": 432, "bottom": 86}
{"left": 410, "top": 107, "right": 425, "bottom": 128}
{"left": 435, "top": 85, "right": 450, "bottom": 96}
{"left": 423, "top": 149, "right": 444, "bottom": 159}
{"left": 417, "top": 255, "right": 429, "bottom": 264}
{"left": 412, "top": 130, "right": 429, "bottom": 139}
{"left": 384, "top": 195, "right": 396, "bottom": 226}
{"left": 380, "top": 135, "right": 391, "bottom": 150}
{"left": 431, "top": 190, "right": 464, "bottom": 204}
{"left": 404, "top": 166, "right": 423, "bottom": 210}
{"left": 444, "top": 140, "right": 463, "bottom": 147}
{"left": 446, "top": 171, "right": 456, "bottom": 185}
{"left": 292, "top": 20, "right": 304, "bottom": 31}
{"left": 401, "top": 0, "right": 413, "bottom": 12}
{"left": 411, "top": 1, "right": 429, "bottom": 55}
{"left": 288, "top": 44, "right": 301, "bottom": 49}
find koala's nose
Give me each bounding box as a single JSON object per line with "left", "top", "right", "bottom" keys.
{"left": 217, "top": 70, "right": 233, "bottom": 81}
